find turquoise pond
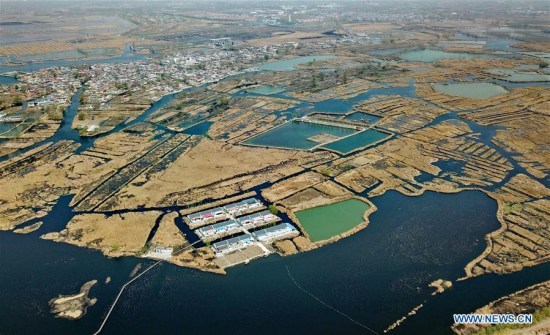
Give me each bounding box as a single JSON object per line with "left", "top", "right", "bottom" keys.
{"left": 434, "top": 83, "right": 508, "bottom": 99}
{"left": 399, "top": 49, "right": 476, "bottom": 62}
{"left": 0, "top": 122, "right": 14, "bottom": 135}
{"left": 248, "top": 85, "right": 285, "bottom": 95}
{"left": 488, "top": 69, "right": 550, "bottom": 82}
{"left": 242, "top": 120, "right": 356, "bottom": 150}
{"left": 321, "top": 128, "right": 391, "bottom": 154}
{"left": 295, "top": 199, "right": 371, "bottom": 242}
{"left": 0, "top": 75, "right": 18, "bottom": 86}
{"left": 259, "top": 55, "right": 336, "bottom": 71}
{"left": 343, "top": 112, "right": 381, "bottom": 124}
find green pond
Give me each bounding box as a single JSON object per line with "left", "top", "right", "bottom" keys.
{"left": 295, "top": 199, "right": 371, "bottom": 242}
{"left": 242, "top": 120, "right": 356, "bottom": 150}
{"left": 321, "top": 128, "right": 390, "bottom": 154}
{"left": 488, "top": 69, "right": 550, "bottom": 82}
{"left": 259, "top": 55, "right": 336, "bottom": 71}
{"left": 0, "top": 120, "right": 34, "bottom": 138}
{"left": 400, "top": 49, "right": 476, "bottom": 62}
{"left": 0, "top": 121, "right": 15, "bottom": 135}
{"left": 248, "top": 85, "right": 285, "bottom": 95}
{"left": 434, "top": 83, "right": 508, "bottom": 99}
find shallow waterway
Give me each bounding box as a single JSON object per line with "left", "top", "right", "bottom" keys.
{"left": 0, "top": 87, "right": 185, "bottom": 164}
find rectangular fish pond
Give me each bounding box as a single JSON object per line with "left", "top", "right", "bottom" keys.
{"left": 320, "top": 128, "right": 392, "bottom": 154}
{"left": 242, "top": 120, "right": 357, "bottom": 150}
{"left": 343, "top": 112, "right": 382, "bottom": 125}
{"left": 248, "top": 85, "right": 285, "bottom": 95}
{"left": 294, "top": 198, "right": 372, "bottom": 242}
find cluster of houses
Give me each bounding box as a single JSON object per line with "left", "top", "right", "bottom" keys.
{"left": 238, "top": 210, "right": 277, "bottom": 229}
{"left": 19, "top": 68, "right": 80, "bottom": 107}
{"left": 253, "top": 222, "right": 299, "bottom": 243}
{"left": 211, "top": 222, "right": 299, "bottom": 256}
{"left": 195, "top": 219, "right": 241, "bottom": 241}
{"left": 195, "top": 210, "right": 279, "bottom": 241}
{"left": 185, "top": 197, "right": 301, "bottom": 258}
{"left": 27, "top": 95, "right": 68, "bottom": 107}
{"left": 187, "top": 197, "right": 263, "bottom": 228}
{"left": 211, "top": 234, "right": 255, "bottom": 255}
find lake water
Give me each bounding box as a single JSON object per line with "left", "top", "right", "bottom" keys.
{"left": 434, "top": 83, "right": 508, "bottom": 99}
{"left": 321, "top": 128, "right": 391, "bottom": 154}
{"left": 2, "top": 190, "right": 542, "bottom": 335}
{"left": 400, "top": 49, "right": 476, "bottom": 62}
{"left": 310, "top": 82, "right": 416, "bottom": 116}
{"left": 0, "top": 75, "right": 18, "bottom": 85}
{"left": 259, "top": 55, "right": 337, "bottom": 71}
{"left": 294, "top": 198, "right": 372, "bottom": 242}
{"left": 488, "top": 69, "right": 550, "bottom": 83}
{"left": 242, "top": 120, "right": 356, "bottom": 150}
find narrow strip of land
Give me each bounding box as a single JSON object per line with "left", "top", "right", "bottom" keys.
{"left": 93, "top": 240, "right": 200, "bottom": 335}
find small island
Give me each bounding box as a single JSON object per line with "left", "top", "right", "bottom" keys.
{"left": 429, "top": 279, "right": 453, "bottom": 295}
{"left": 49, "top": 280, "right": 98, "bottom": 320}
{"left": 13, "top": 221, "right": 43, "bottom": 234}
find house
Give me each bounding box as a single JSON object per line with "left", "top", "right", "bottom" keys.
{"left": 212, "top": 234, "right": 254, "bottom": 255}
{"left": 195, "top": 219, "right": 241, "bottom": 240}
{"left": 253, "top": 223, "right": 299, "bottom": 243}
{"left": 223, "top": 198, "right": 262, "bottom": 215}
{"left": 153, "top": 246, "right": 173, "bottom": 255}
{"left": 237, "top": 210, "right": 277, "bottom": 228}
{"left": 187, "top": 206, "right": 226, "bottom": 224}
